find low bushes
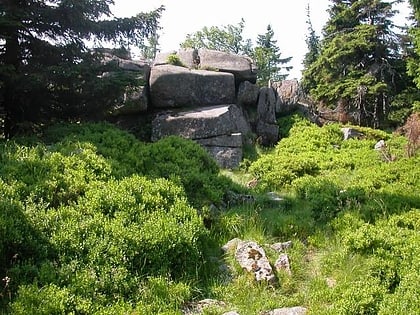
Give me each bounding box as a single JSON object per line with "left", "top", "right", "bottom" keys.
{"left": 0, "top": 123, "right": 236, "bottom": 313}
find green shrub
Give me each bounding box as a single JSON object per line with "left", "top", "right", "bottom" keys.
{"left": 5, "top": 175, "right": 208, "bottom": 312}
{"left": 0, "top": 179, "right": 51, "bottom": 283}
{"left": 329, "top": 277, "right": 386, "bottom": 315}
{"left": 166, "top": 54, "right": 186, "bottom": 67}
{"left": 11, "top": 284, "right": 72, "bottom": 315}
{"left": 140, "top": 136, "right": 231, "bottom": 207}
{"left": 42, "top": 123, "right": 238, "bottom": 207}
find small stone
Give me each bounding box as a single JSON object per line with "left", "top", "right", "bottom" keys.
{"left": 275, "top": 253, "right": 291, "bottom": 275}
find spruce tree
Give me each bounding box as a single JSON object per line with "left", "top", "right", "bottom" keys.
{"left": 302, "top": 3, "right": 320, "bottom": 94}
{"left": 302, "top": 4, "right": 320, "bottom": 69}
{"left": 302, "top": 0, "right": 406, "bottom": 127}
{"left": 252, "top": 25, "right": 292, "bottom": 86}
{"left": 407, "top": 0, "right": 420, "bottom": 96}
{"left": 0, "top": 0, "right": 163, "bottom": 138}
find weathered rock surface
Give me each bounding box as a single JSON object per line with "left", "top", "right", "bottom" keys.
{"left": 235, "top": 241, "right": 276, "bottom": 283}
{"left": 153, "top": 48, "right": 257, "bottom": 83}
{"left": 198, "top": 49, "right": 257, "bottom": 83}
{"left": 237, "top": 81, "right": 260, "bottom": 107}
{"left": 272, "top": 79, "right": 301, "bottom": 114}
{"left": 109, "top": 85, "right": 149, "bottom": 115}
{"left": 341, "top": 127, "right": 364, "bottom": 140}
{"left": 262, "top": 306, "right": 308, "bottom": 315}
{"left": 270, "top": 241, "right": 292, "bottom": 253}
{"left": 256, "top": 87, "right": 279, "bottom": 146}
{"left": 256, "top": 121, "right": 279, "bottom": 147}
{"left": 182, "top": 299, "right": 226, "bottom": 315}
{"left": 151, "top": 104, "right": 251, "bottom": 168}
{"left": 100, "top": 51, "right": 151, "bottom": 115}
{"left": 149, "top": 65, "right": 236, "bottom": 108}
{"left": 274, "top": 253, "right": 292, "bottom": 275}
{"left": 151, "top": 104, "right": 250, "bottom": 140}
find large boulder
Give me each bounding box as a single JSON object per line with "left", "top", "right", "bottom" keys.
{"left": 151, "top": 104, "right": 250, "bottom": 140}
{"left": 153, "top": 48, "right": 257, "bottom": 84}
{"left": 100, "top": 50, "right": 151, "bottom": 115}
{"left": 272, "top": 79, "right": 301, "bottom": 115}
{"left": 151, "top": 104, "right": 251, "bottom": 168}
{"left": 257, "top": 87, "right": 277, "bottom": 124}
{"left": 149, "top": 64, "right": 236, "bottom": 108}
{"left": 256, "top": 87, "right": 278, "bottom": 146}
{"left": 198, "top": 49, "right": 257, "bottom": 83}
{"left": 153, "top": 48, "right": 199, "bottom": 67}
{"left": 237, "top": 81, "right": 259, "bottom": 107}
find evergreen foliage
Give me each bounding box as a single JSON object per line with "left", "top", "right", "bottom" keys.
{"left": 406, "top": 0, "right": 420, "bottom": 102}
{"left": 252, "top": 25, "right": 293, "bottom": 86}
{"left": 0, "top": 1, "right": 164, "bottom": 138}
{"left": 303, "top": 4, "right": 320, "bottom": 70}
{"left": 302, "top": 0, "right": 411, "bottom": 128}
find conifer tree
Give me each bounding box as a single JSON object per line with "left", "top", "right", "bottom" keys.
{"left": 302, "top": 0, "right": 406, "bottom": 127}
{"left": 302, "top": 3, "right": 320, "bottom": 93}
{"left": 407, "top": 0, "right": 420, "bottom": 103}
{"left": 252, "top": 25, "right": 292, "bottom": 86}
{"left": 0, "top": 0, "right": 163, "bottom": 138}
{"left": 303, "top": 4, "right": 320, "bottom": 69}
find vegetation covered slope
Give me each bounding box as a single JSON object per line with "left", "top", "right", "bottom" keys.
{"left": 0, "top": 117, "right": 419, "bottom": 314}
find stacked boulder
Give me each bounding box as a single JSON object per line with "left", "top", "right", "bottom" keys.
{"left": 105, "top": 48, "right": 305, "bottom": 168}
{"left": 99, "top": 48, "right": 151, "bottom": 116}
{"left": 149, "top": 48, "right": 257, "bottom": 169}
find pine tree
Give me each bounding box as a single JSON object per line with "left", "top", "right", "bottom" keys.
{"left": 252, "top": 25, "right": 292, "bottom": 86}
{"left": 0, "top": 0, "right": 163, "bottom": 138}
{"left": 302, "top": 0, "right": 407, "bottom": 127}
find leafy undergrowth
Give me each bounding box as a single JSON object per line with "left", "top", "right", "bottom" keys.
{"left": 1, "top": 117, "right": 419, "bottom": 314}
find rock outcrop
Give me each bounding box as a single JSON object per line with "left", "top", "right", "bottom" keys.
{"left": 149, "top": 49, "right": 260, "bottom": 168}
{"left": 149, "top": 65, "right": 236, "bottom": 108}
{"left": 256, "top": 87, "right": 279, "bottom": 146}
{"left": 153, "top": 48, "right": 257, "bottom": 84}
{"left": 272, "top": 79, "right": 301, "bottom": 114}
{"left": 105, "top": 48, "right": 312, "bottom": 168}
{"left": 151, "top": 104, "right": 250, "bottom": 169}
{"left": 101, "top": 49, "right": 151, "bottom": 115}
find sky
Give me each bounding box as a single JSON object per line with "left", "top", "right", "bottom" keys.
{"left": 111, "top": 0, "right": 412, "bottom": 80}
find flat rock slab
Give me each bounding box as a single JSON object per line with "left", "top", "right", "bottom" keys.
{"left": 149, "top": 64, "right": 235, "bottom": 108}
{"left": 151, "top": 104, "right": 250, "bottom": 141}
{"left": 151, "top": 104, "right": 250, "bottom": 169}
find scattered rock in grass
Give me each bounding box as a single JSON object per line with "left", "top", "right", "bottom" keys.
{"left": 374, "top": 139, "right": 386, "bottom": 150}
{"left": 224, "top": 190, "right": 256, "bottom": 206}
{"left": 235, "top": 241, "right": 276, "bottom": 283}
{"left": 261, "top": 306, "right": 308, "bottom": 315}
{"left": 326, "top": 277, "right": 337, "bottom": 288}
{"left": 274, "top": 253, "right": 292, "bottom": 275}
{"left": 222, "top": 238, "right": 242, "bottom": 253}
{"left": 270, "top": 241, "right": 292, "bottom": 252}
{"left": 341, "top": 127, "right": 364, "bottom": 140}
{"left": 182, "top": 299, "right": 226, "bottom": 315}
{"left": 266, "top": 191, "right": 284, "bottom": 203}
